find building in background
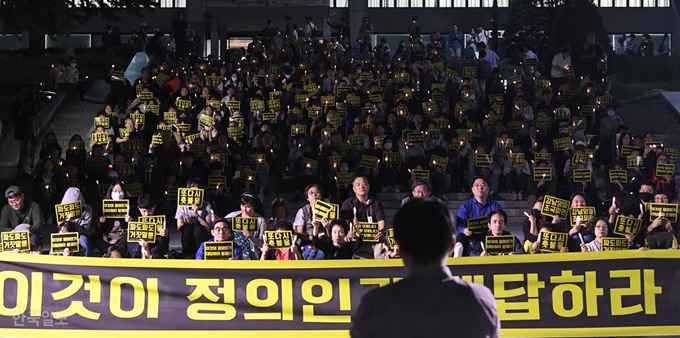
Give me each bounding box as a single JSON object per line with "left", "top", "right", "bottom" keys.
{"left": 0, "top": 0, "right": 675, "bottom": 58}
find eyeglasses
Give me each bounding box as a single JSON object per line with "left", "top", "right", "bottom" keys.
{"left": 213, "top": 227, "right": 227, "bottom": 233}
{"left": 472, "top": 184, "right": 489, "bottom": 188}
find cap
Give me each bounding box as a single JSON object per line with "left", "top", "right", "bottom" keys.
{"left": 231, "top": 111, "right": 243, "bottom": 119}
{"left": 5, "top": 186, "right": 22, "bottom": 198}
{"left": 558, "top": 121, "right": 569, "bottom": 128}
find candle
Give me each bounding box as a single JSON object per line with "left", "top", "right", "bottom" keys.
{"left": 353, "top": 207, "right": 357, "bottom": 219}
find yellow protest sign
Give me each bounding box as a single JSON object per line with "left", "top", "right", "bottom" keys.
{"left": 336, "top": 173, "right": 354, "bottom": 185}
{"left": 485, "top": 235, "right": 516, "bottom": 255}
{"left": 177, "top": 188, "right": 204, "bottom": 207}
{"left": 613, "top": 215, "right": 643, "bottom": 236}
{"left": 649, "top": 203, "right": 678, "bottom": 222}
{"left": 601, "top": 237, "right": 629, "bottom": 251}
{"left": 102, "top": 199, "right": 129, "bottom": 218}
{"left": 231, "top": 217, "right": 259, "bottom": 232}
{"left": 127, "top": 222, "right": 157, "bottom": 243}
{"left": 50, "top": 232, "right": 80, "bottom": 253}
{"left": 2, "top": 231, "right": 31, "bottom": 252}
{"left": 467, "top": 217, "right": 489, "bottom": 235}
{"left": 208, "top": 176, "right": 227, "bottom": 189}
{"left": 54, "top": 201, "right": 83, "bottom": 224}
{"left": 609, "top": 170, "right": 628, "bottom": 183}
{"left": 412, "top": 169, "right": 430, "bottom": 182}
{"left": 538, "top": 231, "right": 568, "bottom": 253}
{"left": 264, "top": 230, "right": 294, "bottom": 249}
{"left": 92, "top": 132, "right": 108, "bottom": 145}
{"left": 540, "top": 195, "right": 570, "bottom": 219}
{"left": 572, "top": 169, "right": 592, "bottom": 183}
{"left": 475, "top": 154, "right": 493, "bottom": 167}
{"left": 569, "top": 207, "right": 596, "bottom": 227}
{"left": 204, "top": 241, "right": 234, "bottom": 260}
{"left": 357, "top": 222, "right": 379, "bottom": 243}
{"left": 139, "top": 216, "right": 166, "bottom": 234}
{"left": 359, "top": 155, "right": 379, "bottom": 169}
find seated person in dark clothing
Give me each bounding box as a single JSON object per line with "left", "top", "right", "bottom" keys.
{"left": 196, "top": 218, "right": 253, "bottom": 260}
{"left": 312, "top": 219, "right": 363, "bottom": 259}
{"left": 0, "top": 186, "right": 43, "bottom": 247}
{"left": 125, "top": 194, "right": 170, "bottom": 259}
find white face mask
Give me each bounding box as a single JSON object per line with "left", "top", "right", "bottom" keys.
{"left": 607, "top": 110, "right": 615, "bottom": 116}
{"left": 384, "top": 142, "right": 393, "bottom": 150}
{"left": 284, "top": 74, "right": 291, "bottom": 79}
{"left": 111, "top": 191, "right": 124, "bottom": 200}
{"left": 70, "top": 63, "right": 77, "bottom": 68}
{"left": 594, "top": 145, "right": 600, "bottom": 150}
{"left": 231, "top": 76, "right": 238, "bottom": 81}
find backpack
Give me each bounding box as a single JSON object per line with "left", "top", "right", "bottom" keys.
{"left": 308, "top": 23, "right": 320, "bottom": 38}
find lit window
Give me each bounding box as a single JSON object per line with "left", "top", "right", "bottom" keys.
{"left": 628, "top": 0, "right": 640, "bottom": 5}
{"left": 382, "top": 0, "right": 395, "bottom": 6}
{"left": 614, "top": 0, "right": 627, "bottom": 6}
{"left": 425, "top": 0, "right": 437, "bottom": 6}
{"left": 368, "top": 0, "right": 380, "bottom": 7}
{"left": 642, "top": 0, "right": 655, "bottom": 6}
{"left": 657, "top": 0, "right": 669, "bottom": 5}
{"left": 468, "top": 0, "right": 481, "bottom": 6}
{"left": 599, "top": 0, "right": 613, "bottom": 7}
{"left": 440, "top": 0, "right": 452, "bottom": 5}
{"left": 330, "top": 0, "right": 349, "bottom": 6}
{"left": 497, "top": 0, "right": 509, "bottom": 6}
{"left": 453, "top": 0, "right": 466, "bottom": 6}
{"left": 397, "top": 0, "right": 409, "bottom": 6}
{"left": 412, "top": 0, "right": 424, "bottom": 6}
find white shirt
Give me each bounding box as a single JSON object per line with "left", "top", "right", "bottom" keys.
{"left": 551, "top": 53, "right": 571, "bottom": 78}
{"left": 477, "top": 30, "right": 489, "bottom": 46}
{"left": 482, "top": 48, "right": 500, "bottom": 68}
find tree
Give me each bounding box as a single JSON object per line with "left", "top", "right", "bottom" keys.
{"left": 0, "top": 0, "right": 156, "bottom": 49}
{"left": 547, "top": 0, "right": 609, "bottom": 73}
{"left": 502, "top": 0, "right": 553, "bottom": 64}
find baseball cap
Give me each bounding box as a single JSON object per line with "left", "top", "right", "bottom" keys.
{"left": 5, "top": 186, "right": 23, "bottom": 198}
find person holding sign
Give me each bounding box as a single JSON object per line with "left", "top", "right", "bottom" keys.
{"left": 312, "top": 219, "right": 363, "bottom": 259}
{"left": 60, "top": 187, "right": 94, "bottom": 256}
{"left": 224, "top": 193, "right": 266, "bottom": 259}
{"left": 95, "top": 180, "right": 129, "bottom": 255}
{"left": 340, "top": 176, "right": 387, "bottom": 259}
{"left": 293, "top": 184, "right": 330, "bottom": 240}
{"left": 125, "top": 194, "right": 171, "bottom": 259}
{"left": 197, "top": 105, "right": 219, "bottom": 141}
{"left": 643, "top": 189, "right": 679, "bottom": 250}
{"left": 196, "top": 219, "right": 244, "bottom": 260}
{"left": 650, "top": 152, "right": 676, "bottom": 200}
{"left": 1, "top": 187, "right": 43, "bottom": 247}
{"left": 261, "top": 221, "right": 302, "bottom": 260}
{"left": 470, "top": 210, "right": 524, "bottom": 256}
{"left": 351, "top": 198, "right": 500, "bottom": 338}
{"left": 580, "top": 218, "right": 633, "bottom": 252}
{"left": 175, "top": 179, "right": 214, "bottom": 258}
{"left": 53, "top": 221, "right": 82, "bottom": 256}
{"left": 565, "top": 193, "right": 596, "bottom": 252}
{"left": 454, "top": 177, "right": 502, "bottom": 257}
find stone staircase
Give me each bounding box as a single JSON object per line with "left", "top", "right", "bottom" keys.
{"left": 36, "top": 101, "right": 102, "bottom": 161}
{"left": 617, "top": 94, "right": 680, "bottom": 186}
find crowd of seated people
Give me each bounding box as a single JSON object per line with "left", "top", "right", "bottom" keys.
{"left": 2, "top": 18, "right": 679, "bottom": 259}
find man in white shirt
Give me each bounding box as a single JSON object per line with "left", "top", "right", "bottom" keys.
{"left": 477, "top": 42, "right": 499, "bottom": 68}
{"left": 303, "top": 15, "right": 317, "bottom": 40}
{"left": 476, "top": 25, "right": 489, "bottom": 46}
{"left": 523, "top": 44, "right": 538, "bottom": 73}
{"left": 351, "top": 199, "right": 500, "bottom": 338}
{"left": 550, "top": 46, "right": 571, "bottom": 94}
{"left": 623, "top": 34, "right": 636, "bottom": 55}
